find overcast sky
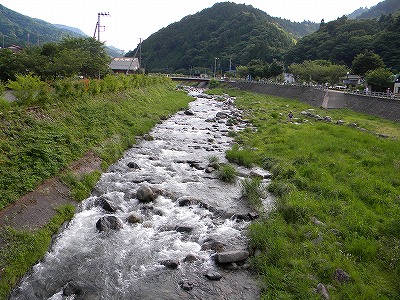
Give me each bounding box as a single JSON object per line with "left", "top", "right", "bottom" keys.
{"left": 1, "top": 0, "right": 382, "bottom": 53}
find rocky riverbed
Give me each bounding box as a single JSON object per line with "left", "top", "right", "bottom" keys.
{"left": 9, "top": 88, "right": 272, "bottom": 300}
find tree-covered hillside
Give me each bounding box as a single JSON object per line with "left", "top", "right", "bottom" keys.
{"left": 0, "top": 4, "right": 83, "bottom": 47}
{"left": 127, "top": 2, "right": 318, "bottom": 73}
{"left": 0, "top": 5, "right": 122, "bottom": 57}
{"left": 285, "top": 14, "right": 400, "bottom": 71}
{"left": 357, "top": 0, "right": 400, "bottom": 19}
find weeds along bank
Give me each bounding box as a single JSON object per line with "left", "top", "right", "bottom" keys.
{"left": 212, "top": 88, "right": 400, "bottom": 299}
{"left": 0, "top": 74, "right": 192, "bottom": 210}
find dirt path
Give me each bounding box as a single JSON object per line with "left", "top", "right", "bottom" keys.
{"left": 0, "top": 150, "right": 102, "bottom": 236}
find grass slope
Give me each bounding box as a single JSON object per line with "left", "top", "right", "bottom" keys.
{"left": 215, "top": 88, "right": 400, "bottom": 299}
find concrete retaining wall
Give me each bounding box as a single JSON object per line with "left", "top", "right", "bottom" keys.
{"left": 228, "top": 82, "right": 400, "bottom": 122}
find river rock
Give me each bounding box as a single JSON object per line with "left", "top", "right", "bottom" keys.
{"left": 177, "top": 196, "right": 199, "bottom": 206}
{"left": 184, "top": 253, "right": 199, "bottom": 263}
{"left": 126, "top": 212, "right": 143, "bottom": 224}
{"left": 63, "top": 280, "right": 83, "bottom": 296}
{"left": 175, "top": 225, "right": 194, "bottom": 233}
{"left": 160, "top": 259, "right": 180, "bottom": 269}
{"left": 334, "top": 268, "right": 351, "bottom": 283}
{"left": 316, "top": 283, "right": 329, "bottom": 299}
{"left": 201, "top": 239, "right": 225, "bottom": 252}
{"left": 204, "top": 270, "right": 222, "bottom": 281}
{"left": 213, "top": 250, "right": 249, "bottom": 264}
{"left": 179, "top": 280, "right": 194, "bottom": 291}
{"left": 127, "top": 161, "right": 141, "bottom": 169}
{"left": 136, "top": 184, "right": 157, "bottom": 202}
{"left": 95, "top": 195, "right": 117, "bottom": 213}
{"left": 184, "top": 109, "right": 195, "bottom": 115}
{"left": 96, "top": 216, "right": 123, "bottom": 232}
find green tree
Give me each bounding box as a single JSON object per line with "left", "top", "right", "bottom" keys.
{"left": 236, "top": 66, "right": 249, "bottom": 78}
{"left": 0, "top": 49, "right": 25, "bottom": 82}
{"left": 365, "top": 68, "right": 394, "bottom": 92}
{"left": 352, "top": 51, "right": 385, "bottom": 76}
{"left": 289, "top": 60, "right": 349, "bottom": 85}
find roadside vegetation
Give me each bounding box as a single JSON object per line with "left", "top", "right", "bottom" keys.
{"left": 212, "top": 88, "right": 400, "bottom": 299}
{"left": 0, "top": 74, "right": 192, "bottom": 299}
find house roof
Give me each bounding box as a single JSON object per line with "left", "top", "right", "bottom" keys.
{"left": 109, "top": 57, "right": 139, "bottom": 71}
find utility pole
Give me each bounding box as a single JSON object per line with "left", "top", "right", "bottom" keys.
{"left": 214, "top": 57, "right": 219, "bottom": 78}
{"left": 93, "top": 12, "right": 110, "bottom": 42}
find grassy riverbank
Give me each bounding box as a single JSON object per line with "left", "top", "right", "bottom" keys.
{"left": 213, "top": 88, "right": 400, "bottom": 299}
{"left": 0, "top": 76, "right": 192, "bottom": 299}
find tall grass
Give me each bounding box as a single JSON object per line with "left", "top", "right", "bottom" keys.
{"left": 212, "top": 88, "right": 400, "bottom": 299}
{"left": 0, "top": 75, "right": 191, "bottom": 210}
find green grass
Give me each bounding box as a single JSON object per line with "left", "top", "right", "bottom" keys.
{"left": 0, "top": 205, "right": 75, "bottom": 300}
{"left": 217, "top": 163, "right": 237, "bottom": 183}
{"left": 211, "top": 88, "right": 400, "bottom": 299}
{"left": 0, "top": 76, "right": 192, "bottom": 210}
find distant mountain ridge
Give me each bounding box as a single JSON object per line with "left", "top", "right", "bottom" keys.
{"left": 357, "top": 0, "right": 400, "bottom": 19}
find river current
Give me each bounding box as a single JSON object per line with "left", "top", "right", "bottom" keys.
{"left": 10, "top": 89, "right": 270, "bottom": 300}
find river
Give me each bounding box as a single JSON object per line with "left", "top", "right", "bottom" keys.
{"left": 10, "top": 88, "right": 270, "bottom": 300}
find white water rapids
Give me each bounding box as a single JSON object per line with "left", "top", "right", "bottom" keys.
{"left": 10, "top": 89, "right": 271, "bottom": 300}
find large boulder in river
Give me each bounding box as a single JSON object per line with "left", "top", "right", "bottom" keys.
{"left": 96, "top": 216, "right": 123, "bottom": 232}
{"left": 126, "top": 212, "right": 143, "bottom": 224}
{"left": 136, "top": 184, "right": 157, "bottom": 202}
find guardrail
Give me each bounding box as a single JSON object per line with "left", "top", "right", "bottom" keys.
{"left": 234, "top": 80, "right": 400, "bottom": 100}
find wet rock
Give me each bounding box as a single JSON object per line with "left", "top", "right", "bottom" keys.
{"left": 177, "top": 196, "right": 199, "bottom": 206}
{"left": 232, "top": 213, "right": 251, "bottom": 222}
{"left": 316, "top": 283, "right": 329, "bottom": 299}
{"left": 213, "top": 250, "right": 249, "bottom": 264}
{"left": 179, "top": 280, "right": 194, "bottom": 291}
{"left": 205, "top": 167, "right": 215, "bottom": 173}
{"left": 175, "top": 225, "right": 194, "bottom": 233}
{"left": 95, "top": 196, "right": 117, "bottom": 213}
{"left": 324, "top": 116, "right": 332, "bottom": 122}
{"left": 136, "top": 184, "right": 157, "bottom": 203}
{"left": 63, "top": 280, "right": 83, "bottom": 296}
{"left": 248, "top": 212, "right": 259, "bottom": 220}
{"left": 184, "top": 253, "right": 199, "bottom": 263}
{"left": 143, "top": 134, "right": 154, "bottom": 141}
{"left": 249, "top": 169, "right": 272, "bottom": 179}
{"left": 160, "top": 259, "right": 180, "bottom": 269}
{"left": 127, "top": 161, "right": 141, "bottom": 169}
{"left": 334, "top": 268, "right": 351, "bottom": 284}
{"left": 184, "top": 109, "right": 195, "bottom": 115}
{"left": 189, "top": 162, "right": 204, "bottom": 170}
{"left": 204, "top": 270, "right": 222, "bottom": 281}
{"left": 96, "top": 216, "right": 123, "bottom": 232}
{"left": 201, "top": 239, "right": 225, "bottom": 252}
{"left": 126, "top": 212, "right": 143, "bottom": 224}
{"left": 216, "top": 111, "right": 229, "bottom": 119}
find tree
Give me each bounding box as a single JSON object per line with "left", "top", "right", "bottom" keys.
{"left": 365, "top": 68, "right": 394, "bottom": 92}
{"left": 236, "top": 66, "right": 249, "bottom": 78}
{"left": 288, "top": 60, "right": 349, "bottom": 85}
{"left": 352, "top": 51, "right": 385, "bottom": 76}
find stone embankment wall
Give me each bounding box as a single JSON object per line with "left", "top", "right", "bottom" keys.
{"left": 228, "top": 82, "right": 400, "bottom": 122}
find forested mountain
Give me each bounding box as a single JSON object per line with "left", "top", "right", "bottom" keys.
{"left": 285, "top": 14, "right": 400, "bottom": 71}
{"left": 357, "top": 0, "right": 400, "bottom": 19}
{"left": 0, "top": 4, "right": 121, "bottom": 57}
{"left": 0, "top": 4, "right": 83, "bottom": 47}
{"left": 127, "top": 2, "right": 319, "bottom": 73}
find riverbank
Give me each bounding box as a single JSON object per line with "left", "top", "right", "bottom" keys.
{"left": 209, "top": 87, "right": 400, "bottom": 299}
{"left": 0, "top": 78, "right": 193, "bottom": 299}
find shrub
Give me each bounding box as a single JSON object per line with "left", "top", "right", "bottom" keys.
{"left": 6, "top": 74, "right": 48, "bottom": 105}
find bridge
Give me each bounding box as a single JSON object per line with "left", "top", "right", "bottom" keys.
{"left": 170, "top": 76, "right": 211, "bottom": 83}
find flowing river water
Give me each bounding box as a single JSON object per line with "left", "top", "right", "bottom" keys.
{"left": 10, "top": 89, "right": 272, "bottom": 300}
